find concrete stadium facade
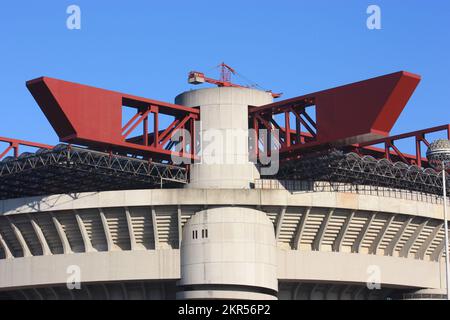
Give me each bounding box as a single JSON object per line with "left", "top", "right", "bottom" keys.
{"left": 0, "top": 187, "right": 447, "bottom": 299}
{"left": 0, "top": 86, "right": 448, "bottom": 300}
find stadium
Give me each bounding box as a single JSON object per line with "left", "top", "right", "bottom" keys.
{"left": 0, "top": 66, "right": 449, "bottom": 300}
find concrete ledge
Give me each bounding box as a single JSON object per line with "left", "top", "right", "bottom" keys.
{"left": 0, "top": 189, "right": 443, "bottom": 220}
{"left": 1, "top": 246, "right": 445, "bottom": 292}
{"left": 0, "top": 249, "right": 180, "bottom": 290}
{"left": 277, "top": 249, "right": 445, "bottom": 289}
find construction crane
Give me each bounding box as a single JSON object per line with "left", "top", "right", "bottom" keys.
{"left": 188, "top": 62, "right": 282, "bottom": 98}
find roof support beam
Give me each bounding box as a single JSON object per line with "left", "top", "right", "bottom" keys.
{"left": 369, "top": 214, "right": 395, "bottom": 255}
{"left": 294, "top": 207, "right": 311, "bottom": 250}
{"left": 333, "top": 210, "right": 355, "bottom": 252}
{"left": 325, "top": 285, "right": 337, "bottom": 300}
{"left": 85, "top": 285, "right": 93, "bottom": 300}
{"left": 51, "top": 213, "right": 72, "bottom": 254}
{"left": 99, "top": 208, "right": 113, "bottom": 251}
{"left": 292, "top": 283, "right": 302, "bottom": 300}
{"left": 75, "top": 211, "right": 93, "bottom": 253}
{"left": 151, "top": 207, "right": 159, "bottom": 249}
{"left": 160, "top": 282, "right": 166, "bottom": 299}
{"left": 121, "top": 283, "right": 128, "bottom": 300}
{"left": 313, "top": 209, "right": 334, "bottom": 251}
{"left": 6, "top": 217, "right": 31, "bottom": 257}
{"left": 339, "top": 285, "right": 351, "bottom": 300}
{"left": 400, "top": 219, "right": 427, "bottom": 258}
{"left": 29, "top": 216, "right": 51, "bottom": 256}
{"left": 49, "top": 287, "right": 59, "bottom": 300}
{"left": 177, "top": 206, "right": 183, "bottom": 248}
{"left": 33, "top": 288, "right": 44, "bottom": 300}
{"left": 19, "top": 290, "right": 30, "bottom": 301}
{"left": 275, "top": 207, "right": 287, "bottom": 241}
{"left": 352, "top": 286, "right": 366, "bottom": 300}
{"left": 309, "top": 284, "right": 319, "bottom": 300}
{"left": 68, "top": 286, "right": 75, "bottom": 300}
{"left": 125, "top": 207, "right": 136, "bottom": 251}
{"left": 141, "top": 283, "right": 147, "bottom": 300}
{"left": 431, "top": 237, "right": 446, "bottom": 262}
{"left": 0, "top": 231, "right": 13, "bottom": 259}
{"left": 386, "top": 217, "right": 413, "bottom": 256}
{"left": 352, "top": 213, "right": 376, "bottom": 253}
{"left": 416, "top": 223, "right": 443, "bottom": 260}
{"left": 102, "top": 284, "right": 110, "bottom": 300}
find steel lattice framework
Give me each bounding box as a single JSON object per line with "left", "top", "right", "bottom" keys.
{"left": 0, "top": 145, "right": 187, "bottom": 200}
{"left": 26, "top": 77, "right": 199, "bottom": 161}
{"left": 275, "top": 151, "right": 447, "bottom": 195}
{"left": 0, "top": 71, "right": 448, "bottom": 199}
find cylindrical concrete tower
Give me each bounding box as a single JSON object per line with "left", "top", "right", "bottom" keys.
{"left": 175, "top": 87, "right": 277, "bottom": 299}
{"left": 175, "top": 87, "right": 273, "bottom": 189}
{"left": 177, "top": 207, "right": 278, "bottom": 300}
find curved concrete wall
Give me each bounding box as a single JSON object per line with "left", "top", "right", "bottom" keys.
{"left": 0, "top": 188, "right": 448, "bottom": 298}
{"left": 178, "top": 207, "right": 277, "bottom": 300}
{"left": 0, "top": 250, "right": 179, "bottom": 290}
{"left": 175, "top": 87, "right": 273, "bottom": 189}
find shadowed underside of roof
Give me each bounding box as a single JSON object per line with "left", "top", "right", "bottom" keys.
{"left": 0, "top": 145, "right": 187, "bottom": 200}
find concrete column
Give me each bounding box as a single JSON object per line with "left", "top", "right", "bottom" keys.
{"left": 175, "top": 87, "right": 273, "bottom": 189}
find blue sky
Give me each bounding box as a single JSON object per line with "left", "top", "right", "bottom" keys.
{"left": 0, "top": 0, "right": 449, "bottom": 151}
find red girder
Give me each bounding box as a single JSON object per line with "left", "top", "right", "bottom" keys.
{"left": 352, "top": 124, "right": 450, "bottom": 167}
{"left": 26, "top": 77, "right": 200, "bottom": 161}
{"left": 0, "top": 137, "right": 53, "bottom": 160}
{"left": 250, "top": 71, "right": 421, "bottom": 160}
{"left": 14, "top": 72, "right": 444, "bottom": 170}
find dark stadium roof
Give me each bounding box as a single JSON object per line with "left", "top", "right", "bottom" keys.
{"left": 0, "top": 145, "right": 446, "bottom": 201}
{"left": 274, "top": 150, "right": 445, "bottom": 196}
{"left": 0, "top": 145, "right": 187, "bottom": 200}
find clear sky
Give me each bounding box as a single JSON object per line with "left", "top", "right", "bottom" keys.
{"left": 0, "top": 0, "right": 449, "bottom": 151}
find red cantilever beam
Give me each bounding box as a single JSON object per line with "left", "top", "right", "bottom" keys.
{"left": 26, "top": 77, "right": 200, "bottom": 160}
{"left": 250, "top": 71, "right": 421, "bottom": 159}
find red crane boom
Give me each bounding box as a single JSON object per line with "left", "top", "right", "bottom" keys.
{"left": 188, "top": 62, "right": 282, "bottom": 98}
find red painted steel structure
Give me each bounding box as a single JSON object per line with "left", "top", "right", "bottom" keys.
{"left": 26, "top": 77, "right": 199, "bottom": 161}
{"left": 249, "top": 71, "right": 422, "bottom": 159}
{"left": 5, "top": 70, "right": 444, "bottom": 170}
{"left": 0, "top": 137, "right": 53, "bottom": 159}
{"left": 188, "top": 63, "right": 282, "bottom": 98}
{"left": 352, "top": 124, "right": 450, "bottom": 167}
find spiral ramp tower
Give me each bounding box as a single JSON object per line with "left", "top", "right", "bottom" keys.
{"left": 0, "top": 71, "right": 449, "bottom": 300}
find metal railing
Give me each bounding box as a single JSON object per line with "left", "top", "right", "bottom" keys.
{"left": 255, "top": 179, "right": 447, "bottom": 205}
